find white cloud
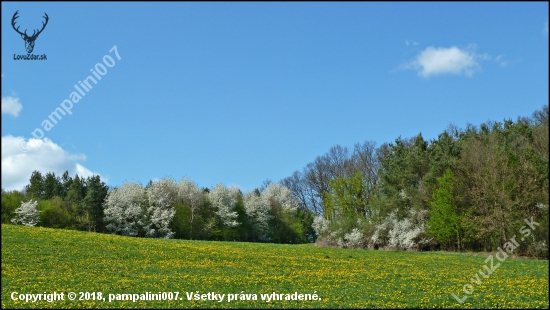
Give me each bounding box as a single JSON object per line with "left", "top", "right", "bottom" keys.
{"left": 1, "top": 135, "right": 102, "bottom": 191}
{"left": 2, "top": 96, "right": 23, "bottom": 117}
{"left": 75, "top": 163, "right": 96, "bottom": 179}
{"left": 402, "top": 45, "right": 489, "bottom": 78}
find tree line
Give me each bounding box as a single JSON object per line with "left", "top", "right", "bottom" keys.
{"left": 281, "top": 105, "right": 548, "bottom": 258}
{"left": 2, "top": 172, "right": 315, "bottom": 243}
{"left": 3, "top": 172, "right": 108, "bottom": 231}
{"left": 2, "top": 105, "right": 547, "bottom": 257}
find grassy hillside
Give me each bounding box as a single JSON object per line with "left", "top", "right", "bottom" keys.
{"left": 1, "top": 224, "right": 548, "bottom": 308}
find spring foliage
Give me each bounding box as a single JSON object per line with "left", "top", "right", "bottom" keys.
{"left": 2, "top": 106, "right": 547, "bottom": 256}
{"left": 145, "top": 179, "right": 176, "bottom": 238}
{"left": 290, "top": 105, "right": 548, "bottom": 257}
{"left": 208, "top": 183, "right": 239, "bottom": 228}
{"left": 103, "top": 181, "right": 147, "bottom": 236}
{"left": 11, "top": 200, "right": 40, "bottom": 227}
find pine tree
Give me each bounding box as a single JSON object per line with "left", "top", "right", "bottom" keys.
{"left": 82, "top": 175, "right": 109, "bottom": 232}
{"left": 25, "top": 171, "right": 44, "bottom": 199}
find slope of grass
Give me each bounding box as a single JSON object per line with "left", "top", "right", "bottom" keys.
{"left": 1, "top": 224, "right": 548, "bottom": 308}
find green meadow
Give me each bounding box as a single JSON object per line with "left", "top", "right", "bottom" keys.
{"left": 2, "top": 224, "right": 548, "bottom": 308}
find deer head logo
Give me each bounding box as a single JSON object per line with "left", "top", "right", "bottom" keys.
{"left": 11, "top": 10, "right": 49, "bottom": 54}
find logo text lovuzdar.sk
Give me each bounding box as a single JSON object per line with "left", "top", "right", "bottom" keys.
{"left": 12, "top": 10, "right": 48, "bottom": 60}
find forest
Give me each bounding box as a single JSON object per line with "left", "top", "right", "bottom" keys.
{"left": 2, "top": 104, "right": 548, "bottom": 258}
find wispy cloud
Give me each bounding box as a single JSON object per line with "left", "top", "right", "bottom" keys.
{"left": 494, "top": 55, "right": 508, "bottom": 67}
{"left": 401, "top": 45, "right": 491, "bottom": 78}
{"left": 1, "top": 135, "right": 102, "bottom": 191}
{"left": 2, "top": 96, "right": 23, "bottom": 117}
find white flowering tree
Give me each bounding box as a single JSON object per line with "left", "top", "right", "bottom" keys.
{"left": 176, "top": 177, "right": 204, "bottom": 239}
{"left": 243, "top": 190, "right": 272, "bottom": 240}
{"left": 262, "top": 182, "right": 299, "bottom": 213}
{"left": 346, "top": 228, "right": 365, "bottom": 248}
{"left": 337, "top": 228, "right": 364, "bottom": 249}
{"left": 371, "top": 209, "right": 432, "bottom": 250}
{"left": 103, "top": 181, "right": 147, "bottom": 236}
{"left": 245, "top": 182, "right": 302, "bottom": 242}
{"left": 145, "top": 179, "right": 176, "bottom": 238}
{"left": 208, "top": 183, "right": 239, "bottom": 227}
{"left": 312, "top": 215, "right": 329, "bottom": 237}
{"left": 242, "top": 183, "right": 300, "bottom": 241}
{"left": 11, "top": 200, "right": 40, "bottom": 226}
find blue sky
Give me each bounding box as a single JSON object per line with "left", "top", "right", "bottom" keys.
{"left": 2, "top": 2, "right": 548, "bottom": 192}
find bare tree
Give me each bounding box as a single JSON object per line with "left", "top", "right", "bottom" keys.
{"left": 281, "top": 171, "right": 309, "bottom": 211}
{"left": 351, "top": 140, "right": 379, "bottom": 196}
{"left": 326, "top": 144, "right": 349, "bottom": 178}
{"left": 304, "top": 158, "right": 332, "bottom": 214}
